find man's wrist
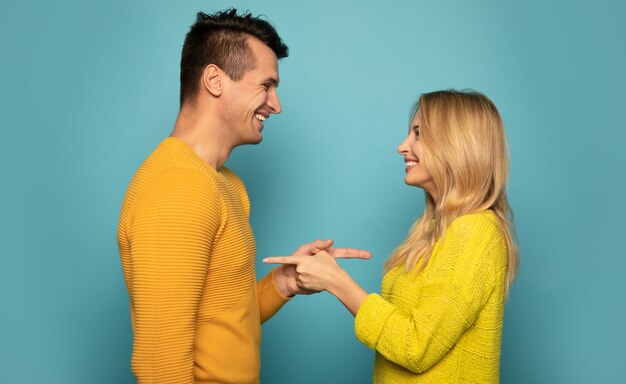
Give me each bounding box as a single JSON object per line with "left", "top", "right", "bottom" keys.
{"left": 272, "top": 266, "right": 295, "bottom": 298}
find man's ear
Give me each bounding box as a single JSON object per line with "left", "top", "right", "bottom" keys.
{"left": 202, "top": 65, "right": 223, "bottom": 97}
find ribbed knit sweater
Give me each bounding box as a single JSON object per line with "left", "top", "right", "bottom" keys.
{"left": 355, "top": 211, "right": 507, "bottom": 383}
{"left": 117, "top": 137, "right": 289, "bottom": 383}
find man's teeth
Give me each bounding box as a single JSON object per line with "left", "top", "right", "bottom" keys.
{"left": 406, "top": 161, "right": 418, "bottom": 167}
{"left": 255, "top": 114, "right": 266, "bottom": 122}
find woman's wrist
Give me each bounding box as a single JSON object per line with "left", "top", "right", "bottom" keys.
{"left": 328, "top": 269, "right": 368, "bottom": 316}
{"left": 327, "top": 268, "right": 352, "bottom": 297}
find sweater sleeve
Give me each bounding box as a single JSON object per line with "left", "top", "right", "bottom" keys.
{"left": 354, "top": 215, "right": 503, "bottom": 373}
{"left": 257, "top": 269, "right": 291, "bottom": 323}
{"left": 128, "top": 168, "right": 222, "bottom": 383}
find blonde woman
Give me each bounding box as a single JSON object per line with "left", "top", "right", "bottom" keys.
{"left": 265, "top": 90, "right": 518, "bottom": 383}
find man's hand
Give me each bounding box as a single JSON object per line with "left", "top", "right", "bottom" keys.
{"left": 271, "top": 239, "right": 371, "bottom": 297}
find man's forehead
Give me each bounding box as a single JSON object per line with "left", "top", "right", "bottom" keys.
{"left": 251, "top": 48, "right": 279, "bottom": 76}
{"left": 247, "top": 36, "right": 277, "bottom": 59}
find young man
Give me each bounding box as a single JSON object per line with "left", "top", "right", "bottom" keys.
{"left": 117, "top": 9, "right": 369, "bottom": 383}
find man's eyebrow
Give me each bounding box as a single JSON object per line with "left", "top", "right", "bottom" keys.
{"left": 264, "top": 77, "right": 279, "bottom": 87}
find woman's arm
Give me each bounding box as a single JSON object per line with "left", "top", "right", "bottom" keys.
{"left": 355, "top": 215, "right": 506, "bottom": 373}
{"left": 267, "top": 214, "right": 506, "bottom": 373}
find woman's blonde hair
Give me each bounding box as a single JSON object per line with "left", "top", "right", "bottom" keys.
{"left": 385, "top": 90, "right": 518, "bottom": 294}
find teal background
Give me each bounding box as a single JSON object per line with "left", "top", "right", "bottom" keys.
{"left": 1, "top": 0, "right": 624, "bottom": 383}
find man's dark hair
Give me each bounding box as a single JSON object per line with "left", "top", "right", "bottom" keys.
{"left": 179, "top": 8, "right": 289, "bottom": 106}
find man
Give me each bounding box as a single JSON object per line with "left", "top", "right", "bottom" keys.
{"left": 117, "top": 9, "right": 370, "bottom": 383}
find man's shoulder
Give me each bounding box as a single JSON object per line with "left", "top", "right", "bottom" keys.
{"left": 122, "top": 140, "right": 223, "bottom": 211}
{"left": 219, "top": 166, "right": 245, "bottom": 187}
{"left": 135, "top": 139, "right": 220, "bottom": 186}
{"left": 124, "top": 166, "right": 223, "bottom": 224}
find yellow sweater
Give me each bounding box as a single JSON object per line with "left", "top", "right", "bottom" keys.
{"left": 355, "top": 211, "right": 508, "bottom": 383}
{"left": 117, "top": 137, "right": 289, "bottom": 383}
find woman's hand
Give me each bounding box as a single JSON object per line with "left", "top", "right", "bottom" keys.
{"left": 270, "top": 239, "right": 371, "bottom": 297}
{"left": 265, "top": 248, "right": 369, "bottom": 316}
{"left": 266, "top": 250, "right": 345, "bottom": 293}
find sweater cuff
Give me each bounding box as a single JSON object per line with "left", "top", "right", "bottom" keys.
{"left": 354, "top": 293, "right": 395, "bottom": 350}
{"left": 257, "top": 269, "right": 292, "bottom": 323}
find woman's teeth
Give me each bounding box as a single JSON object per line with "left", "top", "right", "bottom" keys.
{"left": 406, "top": 161, "right": 417, "bottom": 167}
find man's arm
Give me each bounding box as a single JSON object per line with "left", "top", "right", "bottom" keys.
{"left": 129, "top": 168, "right": 220, "bottom": 383}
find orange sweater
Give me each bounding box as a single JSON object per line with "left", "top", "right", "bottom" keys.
{"left": 117, "top": 137, "right": 289, "bottom": 383}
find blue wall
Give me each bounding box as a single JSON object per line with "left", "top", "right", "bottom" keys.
{"left": 1, "top": 1, "right": 624, "bottom": 383}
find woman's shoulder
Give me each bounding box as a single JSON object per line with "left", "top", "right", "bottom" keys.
{"left": 450, "top": 210, "right": 499, "bottom": 230}
{"left": 436, "top": 211, "right": 507, "bottom": 275}
{"left": 444, "top": 210, "right": 503, "bottom": 245}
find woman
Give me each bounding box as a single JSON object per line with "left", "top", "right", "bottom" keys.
{"left": 265, "top": 90, "right": 518, "bottom": 383}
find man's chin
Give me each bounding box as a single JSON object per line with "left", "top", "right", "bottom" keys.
{"left": 243, "top": 135, "right": 263, "bottom": 146}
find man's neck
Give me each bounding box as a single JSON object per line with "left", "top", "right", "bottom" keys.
{"left": 171, "top": 106, "right": 233, "bottom": 170}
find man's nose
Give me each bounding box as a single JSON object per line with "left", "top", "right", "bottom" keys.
{"left": 268, "top": 89, "right": 282, "bottom": 114}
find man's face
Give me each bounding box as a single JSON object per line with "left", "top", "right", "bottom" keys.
{"left": 222, "top": 37, "right": 282, "bottom": 146}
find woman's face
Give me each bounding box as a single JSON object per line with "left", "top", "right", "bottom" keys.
{"left": 397, "top": 114, "right": 439, "bottom": 201}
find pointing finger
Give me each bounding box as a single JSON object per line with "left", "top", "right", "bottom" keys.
{"left": 327, "top": 247, "right": 372, "bottom": 260}
{"left": 263, "top": 256, "right": 302, "bottom": 265}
